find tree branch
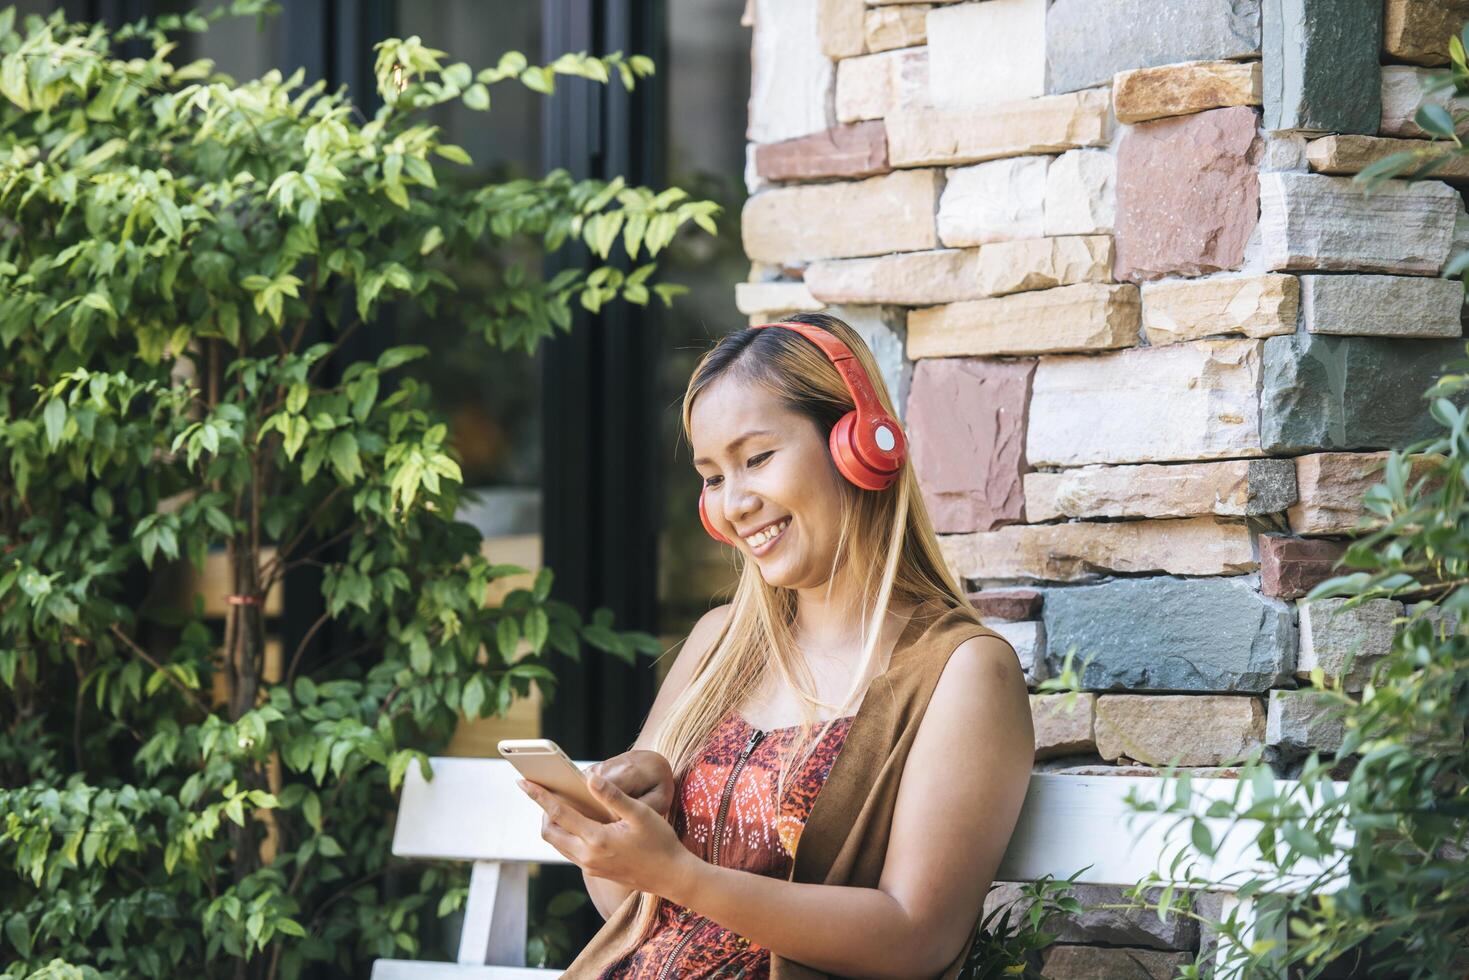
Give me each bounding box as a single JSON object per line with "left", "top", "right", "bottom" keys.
{"left": 109, "top": 625, "right": 211, "bottom": 713}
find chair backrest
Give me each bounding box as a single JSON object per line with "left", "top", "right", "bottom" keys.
{"left": 392, "top": 758, "right": 1349, "bottom": 894}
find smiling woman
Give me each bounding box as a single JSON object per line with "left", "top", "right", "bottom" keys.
{"left": 516, "top": 313, "right": 1034, "bottom": 980}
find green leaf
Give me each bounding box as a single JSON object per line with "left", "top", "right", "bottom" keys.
{"left": 463, "top": 83, "right": 490, "bottom": 111}
{"left": 5, "top": 912, "right": 31, "bottom": 959}
{"left": 420, "top": 226, "right": 445, "bottom": 255}
{"left": 497, "top": 616, "right": 522, "bottom": 659}
{"left": 328, "top": 431, "right": 363, "bottom": 483}
{"left": 42, "top": 398, "right": 66, "bottom": 449}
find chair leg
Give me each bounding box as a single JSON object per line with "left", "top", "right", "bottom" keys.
{"left": 457, "top": 860, "right": 530, "bottom": 966}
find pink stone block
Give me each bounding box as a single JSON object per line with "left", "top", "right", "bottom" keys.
{"left": 1114, "top": 105, "right": 1261, "bottom": 283}
{"left": 906, "top": 358, "right": 1034, "bottom": 533}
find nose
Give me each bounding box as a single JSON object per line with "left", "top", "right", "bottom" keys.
{"left": 720, "top": 473, "right": 762, "bottom": 536}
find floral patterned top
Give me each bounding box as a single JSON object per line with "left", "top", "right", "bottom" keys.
{"left": 600, "top": 710, "right": 856, "bottom": 979}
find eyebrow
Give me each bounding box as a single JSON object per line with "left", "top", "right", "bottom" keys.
{"left": 693, "top": 429, "right": 776, "bottom": 467}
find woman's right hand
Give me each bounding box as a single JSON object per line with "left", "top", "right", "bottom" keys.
{"left": 586, "top": 749, "right": 675, "bottom": 819}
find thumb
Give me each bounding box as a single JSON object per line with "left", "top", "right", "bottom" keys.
{"left": 587, "top": 772, "right": 638, "bottom": 818}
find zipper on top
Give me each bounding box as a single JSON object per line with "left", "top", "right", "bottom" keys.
{"left": 655, "top": 724, "right": 766, "bottom": 980}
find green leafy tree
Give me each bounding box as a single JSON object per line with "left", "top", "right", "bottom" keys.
{"left": 0, "top": 5, "right": 717, "bottom": 978}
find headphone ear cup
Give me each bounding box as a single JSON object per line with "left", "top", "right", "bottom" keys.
{"left": 699, "top": 487, "right": 732, "bottom": 544}
{"left": 829, "top": 412, "right": 898, "bottom": 491}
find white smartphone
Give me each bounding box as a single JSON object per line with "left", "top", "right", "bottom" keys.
{"left": 498, "top": 738, "right": 616, "bottom": 823}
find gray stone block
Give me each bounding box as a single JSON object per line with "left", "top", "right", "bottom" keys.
{"left": 1260, "top": 333, "right": 1467, "bottom": 453}
{"left": 1266, "top": 687, "right": 1347, "bottom": 755}
{"left": 1263, "top": 0, "right": 1383, "bottom": 134}
{"left": 1040, "top": 576, "right": 1296, "bottom": 693}
{"left": 1046, "top": 0, "right": 1262, "bottom": 94}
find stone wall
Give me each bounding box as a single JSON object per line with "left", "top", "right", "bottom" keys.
{"left": 738, "top": 0, "right": 1468, "bottom": 972}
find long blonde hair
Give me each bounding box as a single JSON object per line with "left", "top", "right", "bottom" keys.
{"left": 614, "top": 313, "right": 980, "bottom": 952}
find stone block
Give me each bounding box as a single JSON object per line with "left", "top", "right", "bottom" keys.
{"left": 753, "top": 122, "right": 890, "bottom": 182}
{"left": 818, "top": 0, "right": 867, "bottom": 58}
{"left": 974, "top": 236, "right": 1115, "bottom": 297}
{"left": 1289, "top": 451, "right": 1442, "bottom": 535}
{"left": 1383, "top": 0, "right": 1469, "bottom": 66}
{"left": 1260, "top": 333, "right": 1466, "bottom": 453}
{"left": 1027, "top": 339, "right": 1263, "bottom": 467}
{"left": 1141, "top": 274, "right": 1299, "bottom": 346}
{"left": 835, "top": 47, "right": 928, "bottom": 123}
{"left": 968, "top": 588, "right": 1043, "bottom": 622}
{"left": 1046, "top": 764, "right": 1245, "bottom": 777}
{"left": 1261, "top": 132, "right": 1311, "bottom": 171}
{"left": 749, "top": 0, "right": 835, "bottom": 143}
{"left": 1381, "top": 65, "right": 1469, "bottom": 137}
{"left": 985, "top": 883, "right": 1200, "bottom": 951}
{"left": 1095, "top": 695, "right": 1267, "bottom": 766}
{"left": 1263, "top": 0, "right": 1383, "bottom": 134}
{"left": 1267, "top": 688, "right": 1347, "bottom": 755}
{"left": 1300, "top": 274, "right": 1463, "bottom": 338}
{"left": 1257, "top": 172, "right": 1460, "bottom": 274}
{"left": 1258, "top": 534, "right": 1349, "bottom": 599}
{"left": 938, "top": 156, "right": 1049, "bottom": 247}
{"left": 886, "top": 89, "right": 1113, "bottom": 168}
{"left": 828, "top": 305, "right": 912, "bottom": 417}
{"left": 1043, "top": 149, "right": 1115, "bottom": 236}
{"left": 734, "top": 281, "right": 823, "bottom": 316}
{"left": 908, "top": 283, "right": 1140, "bottom": 358}
{"left": 1040, "top": 576, "right": 1296, "bottom": 692}
{"left": 906, "top": 357, "right": 1033, "bottom": 533}
{"left": 864, "top": 4, "right": 928, "bottom": 52}
{"left": 1306, "top": 134, "right": 1469, "bottom": 181}
{"left": 1298, "top": 596, "right": 1403, "bottom": 690}
{"left": 1032, "top": 693, "right": 1097, "bottom": 759}
{"left": 805, "top": 249, "right": 981, "bottom": 306}
{"left": 940, "top": 516, "right": 1255, "bottom": 583}
{"left": 992, "top": 620, "right": 1047, "bottom": 683}
{"left": 1113, "top": 60, "right": 1263, "bottom": 124}
{"left": 1046, "top": 0, "right": 1262, "bottom": 94}
{"left": 1024, "top": 458, "right": 1297, "bottom": 522}
{"left": 742, "top": 169, "right": 940, "bottom": 264}
{"left": 927, "top": 0, "right": 1047, "bottom": 108}
{"left": 1115, "top": 107, "right": 1261, "bottom": 282}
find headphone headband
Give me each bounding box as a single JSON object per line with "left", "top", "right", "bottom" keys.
{"left": 751, "top": 320, "right": 887, "bottom": 421}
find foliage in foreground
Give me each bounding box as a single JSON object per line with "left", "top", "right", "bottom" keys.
{"left": 0, "top": 5, "right": 717, "bottom": 978}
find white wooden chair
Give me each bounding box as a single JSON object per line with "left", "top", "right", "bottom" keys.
{"left": 370, "top": 758, "right": 1350, "bottom": 980}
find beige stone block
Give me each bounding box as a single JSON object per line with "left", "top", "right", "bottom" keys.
{"left": 819, "top": 0, "right": 867, "bottom": 57}
{"left": 1141, "top": 274, "right": 1299, "bottom": 346}
{"left": 864, "top": 4, "right": 928, "bottom": 51}
{"left": 927, "top": 0, "right": 1047, "bottom": 108}
{"left": 974, "top": 235, "right": 1114, "bottom": 297}
{"left": 805, "top": 248, "right": 981, "bottom": 305}
{"left": 1383, "top": 0, "right": 1469, "bottom": 66}
{"left": 1300, "top": 273, "right": 1464, "bottom": 337}
{"left": 1112, "top": 59, "right": 1262, "bottom": 124}
{"left": 749, "top": 0, "right": 835, "bottom": 143}
{"left": 908, "top": 282, "right": 1139, "bottom": 358}
{"left": 887, "top": 88, "right": 1113, "bottom": 167}
{"left": 938, "top": 156, "right": 1049, "bottom": 246}
{"left": 939, "top": 516, "right": 1255, "bottom": 583}
{"left": 1024, "top": 458, "right": 1298, "bottom": 522}
{"left": 1032, "top": 693, "right": 1097, "bottom": 759}
{"left": 1298, "top": 596, "right": 1403, "bottom": 691}
{"left": 1381, "top": 65, "right": 1469, "bottom": 137}
{"left": 1027, "top": 339, "right": 1264, "bottom": 467}
{"left": 1094, "top": 695, "right": 1266, "bottom": 766}
{"left": 1289, "top": 451, "right": 1441, "bottom": 535}
{"left": 1306, "top": 134, "right": 1469, "bottom": 181}
{"left": 742, "top": 169, "right": 940, "bottom": 263}
{"left": 836, "top": 47, "right": 929, "bottom": 123}
{"left": 1043, "top": 148, "right": 1115, "bottom": 236}
{"left": 734, "top": 281, "right": 823, "bottom": 316}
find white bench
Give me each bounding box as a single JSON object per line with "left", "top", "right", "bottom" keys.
{"left": 371, "top": 757, "right": 1350, "bottom": 980}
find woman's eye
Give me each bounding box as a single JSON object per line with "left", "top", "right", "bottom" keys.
{"left": 703, "top": 475, "right": 722, "bottom": 488}
{"left": 748, "top": 451, "right": 773, "bottom": 467}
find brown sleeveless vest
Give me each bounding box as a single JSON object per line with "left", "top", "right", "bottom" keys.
{"left": 562, "top": 597, "right": 1009, "bottom": 979}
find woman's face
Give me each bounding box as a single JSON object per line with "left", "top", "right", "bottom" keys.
{"left": 690, "top": 374, "right": 846, "bottom": 591}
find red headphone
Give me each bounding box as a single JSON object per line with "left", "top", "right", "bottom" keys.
{"left": 698, "top": 320, "right": 908, "bottom": 546}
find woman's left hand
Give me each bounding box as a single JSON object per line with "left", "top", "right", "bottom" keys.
{"left": 518, "top": 773, "right": 698, "bottom": 898}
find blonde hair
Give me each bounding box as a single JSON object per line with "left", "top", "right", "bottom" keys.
{"left": 615, "top": 313, "right": 979, "bottom": 953}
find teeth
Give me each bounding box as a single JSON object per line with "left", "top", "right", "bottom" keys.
{"left": 745, "top": 518, "right": 789, "bottom": 548}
